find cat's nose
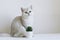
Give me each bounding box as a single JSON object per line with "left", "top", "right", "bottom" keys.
{"left": 28, "top": 13, "right": 30, "bottom": 16}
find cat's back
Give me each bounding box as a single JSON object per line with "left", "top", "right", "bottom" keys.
{"left": 11, "top": 16, "right": 22, "bottom": 26}
{"left": 11, "top": 16, "right": 23, "bottom": 30}
{"left": 12, "top": 16, "right": 22, "bottom": 22}
{"left": 11, "top": 16, "right": 22, "bottom": 36}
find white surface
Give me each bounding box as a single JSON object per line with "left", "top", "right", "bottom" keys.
{"left": 0, "top": 34, "right": 60, "bottom": 40}
{"left": 0, "top": 0, "right": 60, "bottom": 34}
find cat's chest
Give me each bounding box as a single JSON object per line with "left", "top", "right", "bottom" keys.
{"left": 22, "top": 18, "right": 30, "bottom": 23}
{"left": 22, "top": 17, "right": 33, "bottom": 22}
{"left": 22, "top": 17, "right": 33, "bottom": 27}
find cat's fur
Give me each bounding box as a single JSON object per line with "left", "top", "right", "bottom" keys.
{"left": 11, "top": 6, "right": 33, "bottom": 37}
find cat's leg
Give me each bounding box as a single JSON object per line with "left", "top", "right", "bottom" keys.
{"left": 14, "top": 26, "right": 26, "bottom": 37}
{"left": 11, "top": 23, "right": 18, "bottom": 37}
{"left": 14, "top": 32, "right": 25, "bottom": 37}
{"left": 11, "top": 25, "right": 14, "bottom": 37}
{"left": 11, "top": 26, "right": 16, "bottom": 37}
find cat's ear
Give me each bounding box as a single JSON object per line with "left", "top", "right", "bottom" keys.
{"left": 21, "top": 7, "right": 23, "bottom": 12}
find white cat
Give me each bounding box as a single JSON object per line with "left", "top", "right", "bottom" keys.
{"left": 11, "top": 6, "right": 33, "bottom": 37}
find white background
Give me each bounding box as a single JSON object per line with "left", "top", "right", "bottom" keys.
{"left": 0, "top": 0, "right": 60, "bottom": 34}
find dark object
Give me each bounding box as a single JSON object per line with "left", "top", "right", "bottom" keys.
{"left": 26, "top": 26, "right": 33, "bottom": 32}
{"left": 22, "top": 36, "right": 26, "bottom": 37}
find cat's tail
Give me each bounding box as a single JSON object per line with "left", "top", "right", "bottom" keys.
{"left": 0, "top": 33, "right": 11, "bottom": 37}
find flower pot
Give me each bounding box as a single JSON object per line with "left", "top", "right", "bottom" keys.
{"left": 26, "top": 31, "right": 33, "bottom": 38}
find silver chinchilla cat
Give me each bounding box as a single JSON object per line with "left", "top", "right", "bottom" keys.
{"left": 11, "top": 6, "right": 33, "bottom": 37}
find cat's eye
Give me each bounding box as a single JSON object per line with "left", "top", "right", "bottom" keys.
{"left": 25, "top": 12, "right": 27, "bottom": 13}
{"left": 29, "top": 11, "right": 31, "bottom": 13}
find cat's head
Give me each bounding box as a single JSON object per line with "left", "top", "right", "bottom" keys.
{"left": 21, "top": 6, "right": 32, "bottom": 17}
